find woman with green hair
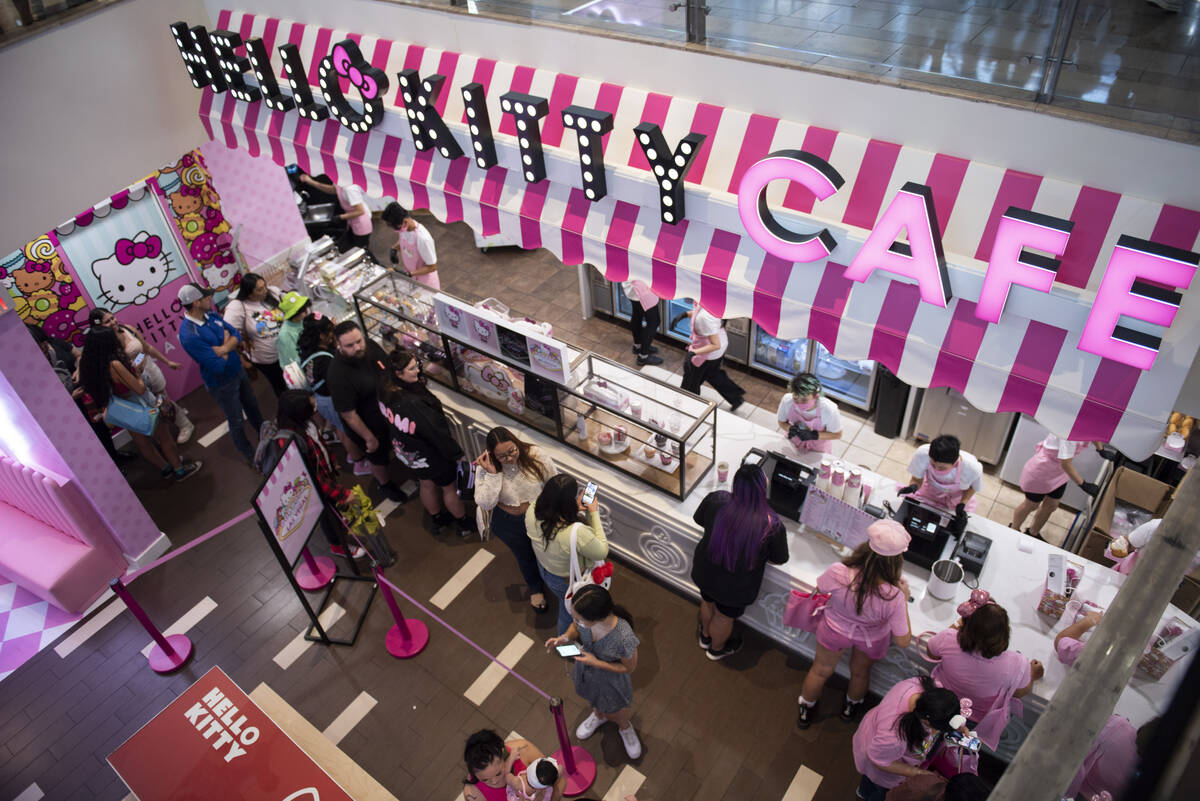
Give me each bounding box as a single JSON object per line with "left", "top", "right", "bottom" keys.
{"left": 776, "top": 371, "right": 843, "bottom": 453}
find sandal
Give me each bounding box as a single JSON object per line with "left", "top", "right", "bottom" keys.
{"left": 530, "top": 594, "right": 549, "bottom": 613}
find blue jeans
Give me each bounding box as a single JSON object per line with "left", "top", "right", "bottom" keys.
{"left": 539, "top": 564, "right": 572, "bottom": 635}
{"left": 856, "top": 775, "right": 888, "bottom": 801}
{"left": 491, "top": 508, "right": 545, "bottom": 596}
{"left": 210, "top": 371, "right": 264, "bottom": 460}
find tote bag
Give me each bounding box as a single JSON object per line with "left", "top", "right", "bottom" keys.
{"left": 564, "top": 523, "right": 613, "bottom": 614}
{"left": 104, "top": 390, "right": 159, "bottom": 436}
{"left": 782, "top": 589, "right": 830, "bottom": 633}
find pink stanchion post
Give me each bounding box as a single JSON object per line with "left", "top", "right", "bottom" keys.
{"left": 109, "top": 578, "right": 193, "bottom": 674}
{"left": 373, "top": 566, "right": 429, "bottom": 658}
{"left": 294, "top": 546, "right": 336, "bottom": 591}
{"left": 549, "top": 697, "right": 596, "bottom": 796}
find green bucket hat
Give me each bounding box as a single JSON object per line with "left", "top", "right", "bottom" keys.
{"left": 278, "top": 291, "right": 310, "bottom": 320}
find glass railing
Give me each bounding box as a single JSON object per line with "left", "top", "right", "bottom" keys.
{"left": 0, "top": 0, "right": 97, "bottom": 40}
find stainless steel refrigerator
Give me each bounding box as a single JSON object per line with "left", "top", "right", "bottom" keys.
{"left": 749, "top": 325, "right": 878, "bottom": 411}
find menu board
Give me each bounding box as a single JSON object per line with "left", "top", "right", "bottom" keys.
{"left": 800, "top": 488, "right": 874, "bottom": 551}
{"left": 434, "top": 294, "right": 570, "bottom": 385}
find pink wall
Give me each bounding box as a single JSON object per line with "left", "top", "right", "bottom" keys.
{"left": 200, "top": 142, "right": 309, "bottom": 269}
{"left": 0, "top": 312, "right": 162, "bottom": 559}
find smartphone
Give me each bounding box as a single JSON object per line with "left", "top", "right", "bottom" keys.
{"left": 132, "top": 353, "right": 146, "bottom": 367}
{"left": 555, "top": 643, "right": 583, "bottom": 659}
{"left": 580, "top": 481, "right": 598, "bottom": 506}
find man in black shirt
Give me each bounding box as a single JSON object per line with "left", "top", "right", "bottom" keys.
{"left": 326, "top": 320, "right": 406, "bottom": 502}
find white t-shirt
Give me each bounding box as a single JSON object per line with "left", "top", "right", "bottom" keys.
{"left": 692, "top": 308, "right": 727, "bottom": 361}
{"left": 336, "top": 184, "right": 373, "bottom": 236}
{"left": 223, "top": 296, "right": 283, "bottom": 364}
{"left": 907, "top": 443, "right": 984, "bottom": 492}
{"left": 1041, "top": 434, "right": 1081, "bottom": 460}
{"left": 777, "top": 395, "right": 843, "bottom": 433}
{"left": 1126, "top": 519, "right": 1200, "bottom": 570}
{"left": 409, "top": 222, "right": 437, "bottom": 264}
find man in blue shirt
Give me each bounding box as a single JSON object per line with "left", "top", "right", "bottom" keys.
{"left": 178, "top": 282, "right": 264, "bottom": 462}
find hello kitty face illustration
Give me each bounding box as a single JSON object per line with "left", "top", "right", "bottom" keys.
{"left": 169, "top": 187, "right": 204, "bottom": 216}
{"left": 12, "top": 265, "right": 55, "bottom": 294}
{"left": 444, "top": 305, "right": 462, "bottom": 328}
{"left": 91, "top": 232, "right": 172, "bottom": 306}
{"left": 202, "top": 262, "right": 238, "bottom": 290}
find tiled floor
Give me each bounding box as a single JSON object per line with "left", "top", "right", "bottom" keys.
{"left": 469, "top": 0, "right": 1200, "bottom": 140}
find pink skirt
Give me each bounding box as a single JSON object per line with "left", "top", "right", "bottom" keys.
{"left": 816, "top": 617, "right": 891, "bottom": 660}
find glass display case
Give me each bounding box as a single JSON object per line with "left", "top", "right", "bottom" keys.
{"left": 557, "top": 353, "right": 717, "bottom": 499}
{"left": 289, "top": 238, "right": 387, "bottom": 324}
{"left": 811, "top": 342, "right": 876, "bottom": 410}
{"left": 355, "top": 271, "right": 455, "bottom": 390}
{"left": 750, "top": 326, "right": 808, "bottom": 381}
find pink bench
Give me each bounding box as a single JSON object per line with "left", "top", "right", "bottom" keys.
{"left": 0, "top": 454, "right": 127, "bottom": 613}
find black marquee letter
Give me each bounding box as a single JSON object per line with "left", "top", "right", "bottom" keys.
{"left": 461, "top": 83, "right": 498, "bottom": 170}
{"left": 169, "top": 22, "right": 225, "bottom": 91}
{"left": 244, "top": 38, "right": 294, "bottom": 112}
{"left": 633, "top": 123, "right": 706, "bottom": 225}
{"left": 500, "top": 92, "right": 550, "bottom": 184}
{"left": 317, "top": 39, "right": 389, "bottom": 133}
{"left": 208, "top": 30, "right": 261, "bottom": 103}
{"left": 397, "top": 70, "right": 464, "bottom": 159}
{"left": 562, "top": 106, "right": 614, "bottom": 202}
{"left": 278, "top": 44, "right": 328, "bottom": 121}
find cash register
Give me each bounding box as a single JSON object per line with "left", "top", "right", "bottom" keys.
{"left": 742, "top": 449, "right": 816, "bottom": 521}
{"left": 895, "top": 497, "right": 953, "bottom": 570}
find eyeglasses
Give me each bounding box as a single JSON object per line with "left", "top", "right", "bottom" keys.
{"left": 495, "top": 447, "right": 519, "bottom": 461}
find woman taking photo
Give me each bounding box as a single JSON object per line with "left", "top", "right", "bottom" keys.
{"left": 223, "top": 272, "right": 286, "bottom": 396}
{"left": 526, "top": 474, "right": 608, "bottom": 634}
{"left": 474, "top": 426, "right": 557, "bottom": 613}
{"left": 925, "top": 593, "right": 1042, "bottom": 749}
{"left": 461, "top": 729, "right": 564, "bottom": 801}
{"left": 797, "top": 519, "right": 912, "bottom": 728}
{"left": 546, "top": 584, "right": 642, "bottom": 760}
{"left": 378, "top": 347, "right": 473, "bottom": 536}
{"left": 89, "top": 307, "right": 194, "bottom": 443}
{"left": 853, "top": 676, "right": 965, "bottom": 801}
{"left": 78, "top": 327, "right": 201, "bottom": 481}
{"left": 691, "top": 464, "right": 789, "bottom": 660}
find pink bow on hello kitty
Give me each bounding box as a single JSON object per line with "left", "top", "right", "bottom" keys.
{"left": 948, "top": 697, "right": 973, "bottom": 730}
{"left": 179, "top": 185, "right": 201, "bottom": 196}
{"left": 115, "top": 235, "right": 162, "bottom": 265}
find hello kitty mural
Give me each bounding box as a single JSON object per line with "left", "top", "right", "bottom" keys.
{"left": 156, "top": 149, "right": 241, "bottom": 292}
{"left": 90, "top": 231, "right": 173, "bottom": 306}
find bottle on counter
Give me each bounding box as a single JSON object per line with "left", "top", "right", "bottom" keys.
{"left": 830, "top": 466, "right": 846, "bottom": 501}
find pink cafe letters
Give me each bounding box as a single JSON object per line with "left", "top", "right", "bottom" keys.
{"left": 170, "top": 21, "right": 1199, "bottom": 372}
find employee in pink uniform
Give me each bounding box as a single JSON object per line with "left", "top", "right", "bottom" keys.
{"left": 1064, "top": 714, "right": 1142, "bottom": 801}
{"left": 901, "top": 435, "right": 983, "bottom": 534}
{"left": 925, "top": 590, "right": 1042, "bottom": 749}
{"left": 620, "top": 279, "right": 663, "bottom": 367}
{"left": 1010, "top": 435, "right": 1100, "bottom": 540}
{"left": 299, "top": 174, "right": 374, "bottom": 250}
{"left": 797, "top": 520, "right": 912, "bottom": 729}
{"left": 852, "top": 675, "right": 964, "bottom": 801}
{"left": 776, "top": 371, "right": 842, "bottom": 453}
{"left": 681, "top": 298, "right": 745, "bottom": 412}
{"left": 1105, "top": 517, "right": 1200, "bottom": 576}
{"left": 382, "top": 202, "right": 440, "bottom": 289}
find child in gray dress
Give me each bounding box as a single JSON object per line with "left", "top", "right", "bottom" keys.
{"left": 545, "top": 584, "right": 642, "bottom": 759}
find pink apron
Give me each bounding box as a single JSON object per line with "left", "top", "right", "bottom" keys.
{"left": 914, "top": 459, "right": 978, "bottom": 512}
{"left": 1019, "top": 439, "right": 1072, "bottom": 494}
{"left": 630, "top": 280, "right": 658, "bottom": 310}
{"left": 787, "top": 399, "right": 832, "bottom": 453}
{"left": 398, "top": 229, "right": 440, "bottom": 289}
{"left": 335, "top": 186, "right": 373, "bottom": 236}
{"left": 689, "top": 320, "right": 708, "bottom": 368}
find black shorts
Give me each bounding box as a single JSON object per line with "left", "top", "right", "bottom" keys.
{"left": 1023, "top": 482, "right": 1067, "bottom": 502}
{"left": 417, "top": 458, "right": 458, "bottom": 487}
{"left": 700, "top": 590, "right": 746, "bottom": 619}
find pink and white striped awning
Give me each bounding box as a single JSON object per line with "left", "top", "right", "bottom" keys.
{"left": 198, "top": 9, "right": 1200, "bottom": 460}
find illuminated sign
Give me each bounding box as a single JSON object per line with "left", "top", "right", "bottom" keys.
{"left": 168, "top": 21, "right": 1199, "bottom": 371}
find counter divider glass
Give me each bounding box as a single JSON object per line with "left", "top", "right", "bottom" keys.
{"left": 356, "top": 273, "right": 716, "bottom": 499}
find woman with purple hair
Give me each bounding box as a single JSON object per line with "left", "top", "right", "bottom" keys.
{"left": 690, "top": 464, "right": 789, "bottom": 660}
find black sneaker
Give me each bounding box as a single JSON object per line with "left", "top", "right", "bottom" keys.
{"left": 382, "top": 482, "right": 408, "bottom": 503}
{"left": 455, "top": 515, "right": 477, "bottom": 538}
{"left": 173, "top": 461, "right": 203, "bottom": 482}
{"left": 696, "top": 623, "right": 712, "bottom": 650}
{"left": 841, "top": 697, "right": 864, "bottom": 722}
{"left": 796, "top": 701, "right": 815, "bottom": 729}
{"left": 636, "top": 353, "right": 664, "bottom": 366}
{"left": 631, "top": 344, "right": 659, "bottom": 354}
{"left": 705, "top": 635, "right": 743, "bottom": 661}
{"left": 431, "top": 510, "right": 453, "bottom": 533}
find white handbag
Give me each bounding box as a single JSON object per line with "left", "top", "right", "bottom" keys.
{"left": 563, "top": 524, "right": 613, "bottom": 614}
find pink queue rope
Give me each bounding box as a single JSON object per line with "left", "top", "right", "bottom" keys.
{"left": 124, "top": 508, "right": 257, "bottom": 582}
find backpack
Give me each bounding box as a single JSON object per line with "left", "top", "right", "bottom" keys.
{"left": 253, "top": 421, "right": 303, "bottom": 475}
{"left": 299, "top": 350, "right": 334, "bottom": 392}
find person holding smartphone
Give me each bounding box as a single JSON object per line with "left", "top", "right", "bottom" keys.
{"left": 526, "top": 474, "right": 608, "bottom": 634}
{"left": 545, "top": 584, "right": 642, "bottom": 760}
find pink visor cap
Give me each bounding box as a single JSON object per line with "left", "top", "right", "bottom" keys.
{"left": 868, "top": 519, "right": 911, "bottom": 557}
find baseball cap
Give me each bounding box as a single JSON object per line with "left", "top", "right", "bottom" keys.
{"left": 867, "top": 519, "right": 911, "bottom": 557}
{"left": 178, "top": 282, "right": 214, "bottom": 305}
{"left": 278, "top": 291, "right": 311, "bottom": 320}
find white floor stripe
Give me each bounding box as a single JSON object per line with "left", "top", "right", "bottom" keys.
{"left": 140, "top": 596, "right": 218, "bottom": 657}
{"left": 274, "top": 603, "right": 347, "bottom": 669}
{"left": 602, "top": 765, "right": 646, "bottom": 801}
{"left": 13, "top": 783, "right": 43, "bottom": 801}
{"left": 198, "top": 421, "right": 230, "bottom": 448}
{"left": 780, "top": 765, "right": 823, "bottom": 801}
{"left": 322, "top": 691, "right": 377, "bottom": 745}
{"left": 430, "top": 550, "right": 495, "bottom": 610}
{"left": 55, "top": 597, "right": 126, "bottom": 658}
{"left": 375, "top": 498, "right": 401, "bottom": 520}
{"left": 463, "top": 632, "right": 533, "bottom": 706}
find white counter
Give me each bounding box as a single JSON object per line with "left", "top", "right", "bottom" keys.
{"left": 435, "top": 385, "right": 1193, "bottom": 759}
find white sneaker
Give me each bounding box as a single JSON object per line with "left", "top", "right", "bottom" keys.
{"left": 618, "top": 725, "right": 642, "bottom": 759}
{"left": 575, "top": 711, "right": 604, "bottom": 740}
{"left": 176, "top": 417, "right": 195, "bottom": 444}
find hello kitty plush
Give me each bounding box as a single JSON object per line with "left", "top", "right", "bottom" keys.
{"left": 90, "top": 231, "right": 173, "bottom": 306}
